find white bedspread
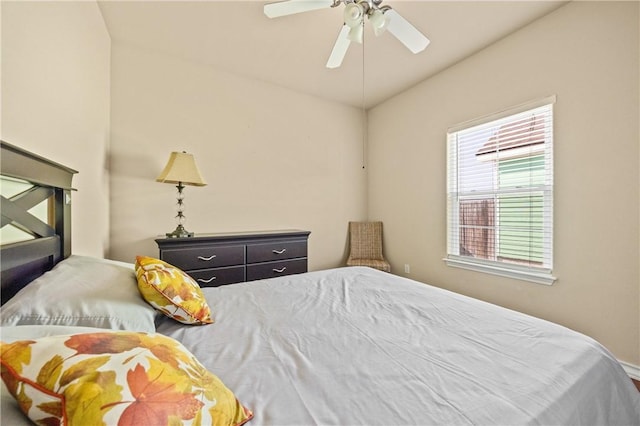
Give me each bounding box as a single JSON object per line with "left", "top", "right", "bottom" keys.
{"left": 156, "top": 267, "right": 640, "bottom": 425}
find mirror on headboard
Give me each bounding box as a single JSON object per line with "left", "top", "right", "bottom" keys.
{"left": 1, "top": 176, "right": 50, "bottom": 245}
{"left": 0, "top": 141, "right": 77, "bottom": 304}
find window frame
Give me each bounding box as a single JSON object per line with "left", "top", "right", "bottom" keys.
{"left": 444, "top": 96, "right": 557, "bottom": 285}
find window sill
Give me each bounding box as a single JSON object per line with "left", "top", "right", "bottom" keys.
{"left": 443, "top": 256, "right": 556, "bottom": 285}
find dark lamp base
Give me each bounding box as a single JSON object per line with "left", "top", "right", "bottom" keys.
{"left": 166, "top": 225, "right": 194, "bottom": 238}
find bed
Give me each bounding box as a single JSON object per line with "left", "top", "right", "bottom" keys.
{"left": 1, "top": 141, "right": 639, "bottom": 425}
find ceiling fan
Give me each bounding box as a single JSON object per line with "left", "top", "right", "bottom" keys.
{"left": 264, "top": 0, "right": 430, "bottom": 69}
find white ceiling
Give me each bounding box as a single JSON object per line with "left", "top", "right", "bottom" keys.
{"left": 98, "top": 0, "right": 567, "bottom": 109}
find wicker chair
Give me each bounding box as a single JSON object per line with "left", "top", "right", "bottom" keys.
{"left": 346, "top": 221, "right": 391, "bottom": 272}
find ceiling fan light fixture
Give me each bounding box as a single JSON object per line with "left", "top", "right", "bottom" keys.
{"left": 347, "top": 23, "right": 364, "bottom": 43}
{"left": 344, "top": 2, "right": 365, "bottom": 28}
{"left": 369, "top": 9, "right": 389, "bottom": 36}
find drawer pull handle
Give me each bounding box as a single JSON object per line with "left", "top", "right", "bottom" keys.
{"left": 197, "top": 255, "right": 217, "bottom": 261}
{"left": 272, "top": 249, "right": 287, "bottom": 255}
{"left": 197, "top": 277, "right": 217, "bottom": 284}
{"left": 273, "top": 267, "right": 287, "bottom": 273}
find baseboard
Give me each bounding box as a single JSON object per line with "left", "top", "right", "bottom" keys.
{"left": 619, "top": 360, "right": 640, "bottom": 381}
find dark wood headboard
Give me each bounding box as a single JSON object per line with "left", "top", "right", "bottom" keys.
{"left": 0, "top": 141, "right": 77, "bottom": 304}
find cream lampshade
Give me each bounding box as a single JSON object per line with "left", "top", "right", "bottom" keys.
{"left": 156, "top": 151, "right": 207, "bottom": 238}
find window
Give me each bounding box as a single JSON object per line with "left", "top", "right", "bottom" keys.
{"left": 445, "top": 96, "right": 556, "bottom": 285}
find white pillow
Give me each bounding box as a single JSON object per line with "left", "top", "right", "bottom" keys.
{"left": 0, "top": 256, "right": 157, "bottom": 332}
{"left": 0, "top": 324, "right": 108, "bottom": 342}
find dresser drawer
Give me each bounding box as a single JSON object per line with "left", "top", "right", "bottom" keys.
{"left": 188, "top": 266, "right": 246, "bottom": 288}
{"left": 246, "top": 240, "right": 307, "bottom": 263}
{"left": 162, "top": 245, "right": 245, "bottom": 271}
{"left": 246, "top": 258, "right": 307, "bottom": 281}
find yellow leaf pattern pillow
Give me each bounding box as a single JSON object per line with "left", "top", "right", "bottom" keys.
{"left": 0, "top": 331, "right": 253, "bottom": 426}
{"left": 135, "top": 256, "right": 213, "bottom": 325}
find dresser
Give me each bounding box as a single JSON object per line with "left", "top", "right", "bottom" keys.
{"left": 155, "top": 230, "right": 310, "bottom": 287}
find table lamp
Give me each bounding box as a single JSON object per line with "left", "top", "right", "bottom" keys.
{"left": 156, "top": 151, "right": 207, "bottom": 238}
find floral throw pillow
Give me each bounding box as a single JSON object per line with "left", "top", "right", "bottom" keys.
{"left": 135, "top": 256, "right": 213, "bottom": 325}
{"left": 0, "top": 331, "right": 253, "bottom": 426}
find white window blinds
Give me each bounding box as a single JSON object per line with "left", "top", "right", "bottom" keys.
{"left": 445, "top": 97, "right": 555, "bottom": 285}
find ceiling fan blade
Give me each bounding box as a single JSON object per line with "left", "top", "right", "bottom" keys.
{"left": 264, "top": 0, "right": 335, "bottom": 18}
{"left": 385, "top": 9, "right": 430, "bottom": 54}
{"left": 326, "top": 25, "right": 351, "bottom": 69}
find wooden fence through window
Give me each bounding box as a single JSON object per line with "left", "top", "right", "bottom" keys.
{"left": 459, "top": 199, "right": 495, "bottom": 260}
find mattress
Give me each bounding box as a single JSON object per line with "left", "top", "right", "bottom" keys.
{"left": 154, "top": 266, "right": 640, "bottom": 425}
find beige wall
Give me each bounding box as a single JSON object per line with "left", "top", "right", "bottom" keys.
{"left": 1, "top": 1, "right": 111, "bottom": 257}
{"left": 108, "top": 44, "right": 367, "bottom": 269}
{"left": 368, "top": 1, "right": 639, "bottom": 365}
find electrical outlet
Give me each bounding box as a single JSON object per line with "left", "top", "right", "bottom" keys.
{"left": 404, "top": 264, "right": 410, "bottom": 274}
